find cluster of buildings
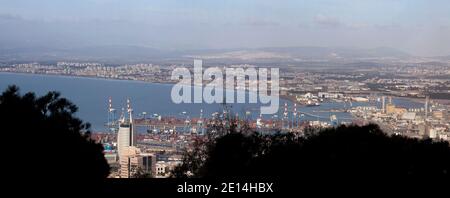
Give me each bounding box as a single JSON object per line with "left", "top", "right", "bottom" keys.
{"left": 0, "top": 62, "right": 176, "bottom": 83}
{"left": 100, "top": 99, "right": 184, "bottom": 178}
{"left": 2, "top": 61, "right": 449, "bottom": 103}
{"left": 95, "top": 94, "right": 449, "bottom": 179}
{"left": 351, "top": 96, "right": 449, "bottom": 141}
{"left": 2, "top": 60, "right": 449, "bottom": 176}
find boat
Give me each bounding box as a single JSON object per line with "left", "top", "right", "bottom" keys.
{"left": 306, "top": 100, "right": 320, "bottom": 107}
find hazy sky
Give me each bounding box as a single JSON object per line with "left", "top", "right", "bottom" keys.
{"left": 1, "top": 0, "right": 449, "bottom": 56}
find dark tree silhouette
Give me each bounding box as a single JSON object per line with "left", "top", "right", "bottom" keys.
{"left": 0, "top": 86, "right": 110, "bottom": 187}
{"left": 131, "top": 167, "right": 152, "bottom": 178}
{"left": 173, "top": 121, "right": 450, "bottom": 178}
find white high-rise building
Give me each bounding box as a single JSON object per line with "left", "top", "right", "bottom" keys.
{"left": 117, "top": 99, "right": 135, "bottom": 158}
{"left": 119, "top": 146, "right": 139, "bottom": 178}
{"left": 116, "top": 98, "right": 137, "bottom": 178}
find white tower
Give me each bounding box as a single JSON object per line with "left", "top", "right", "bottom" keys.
{"left": 117, "top": 98, "right": 135, "bottom": 158}
{"left": 107, "top": 96, "right": 118, "bottom": 132}
{"left": 283, "top": 102, "right": 289, "bottom": 129}
{"left": 292, "top": 103, "right": 298, "bottom": 128}
{"left": 425, "top": 96, "right": 429, "bottom": 119}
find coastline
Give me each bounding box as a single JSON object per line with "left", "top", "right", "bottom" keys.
{"left": 0, "top": 71, "right": 271, "bottom": 96}
{"left": 0, "top": 71, "right": 177, "bottom": 86}
{"left": 2, "top": 71, "right": 447, "bottom": 107}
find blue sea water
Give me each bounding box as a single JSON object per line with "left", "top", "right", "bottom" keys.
{"left": 0, "top": 72, "right": 424, "bottom": 131}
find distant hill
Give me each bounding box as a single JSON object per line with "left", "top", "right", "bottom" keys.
{"left": 0, "top": 45, "right": 182, "bottom": 64}
{"left": 260, "top": 46, "right": 410, "bottom": 59}
{"left": 434, "top": 55, "right": 450, "bottom": 61}
{"left": 0, "top": 45, "right": 417, "bottom": 64}
{"left": 183, "top": 46, "right": 412, "bottom": 64}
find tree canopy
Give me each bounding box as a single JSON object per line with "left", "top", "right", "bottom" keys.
{"left": 0, "top": 86, "right": 110, "bottom": 184}
{"left": 173, "top": 121, "right": 450, "bottom": 178}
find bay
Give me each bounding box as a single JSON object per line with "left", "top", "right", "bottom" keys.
{"left": 0, "top": 72, "right": 424, "bottom": 131}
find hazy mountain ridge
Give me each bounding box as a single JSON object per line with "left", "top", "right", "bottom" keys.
{"left": 0, "top": 45, "right": 444, "bottom": 64}
{"left": 186, "top": 46, "right": 411, "bottom": 61}
{"left": 0, "top": 45, "right": 180, "bottom": 63}
{"left": 433, "top": 55, "right": 450, "bottom": 61}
